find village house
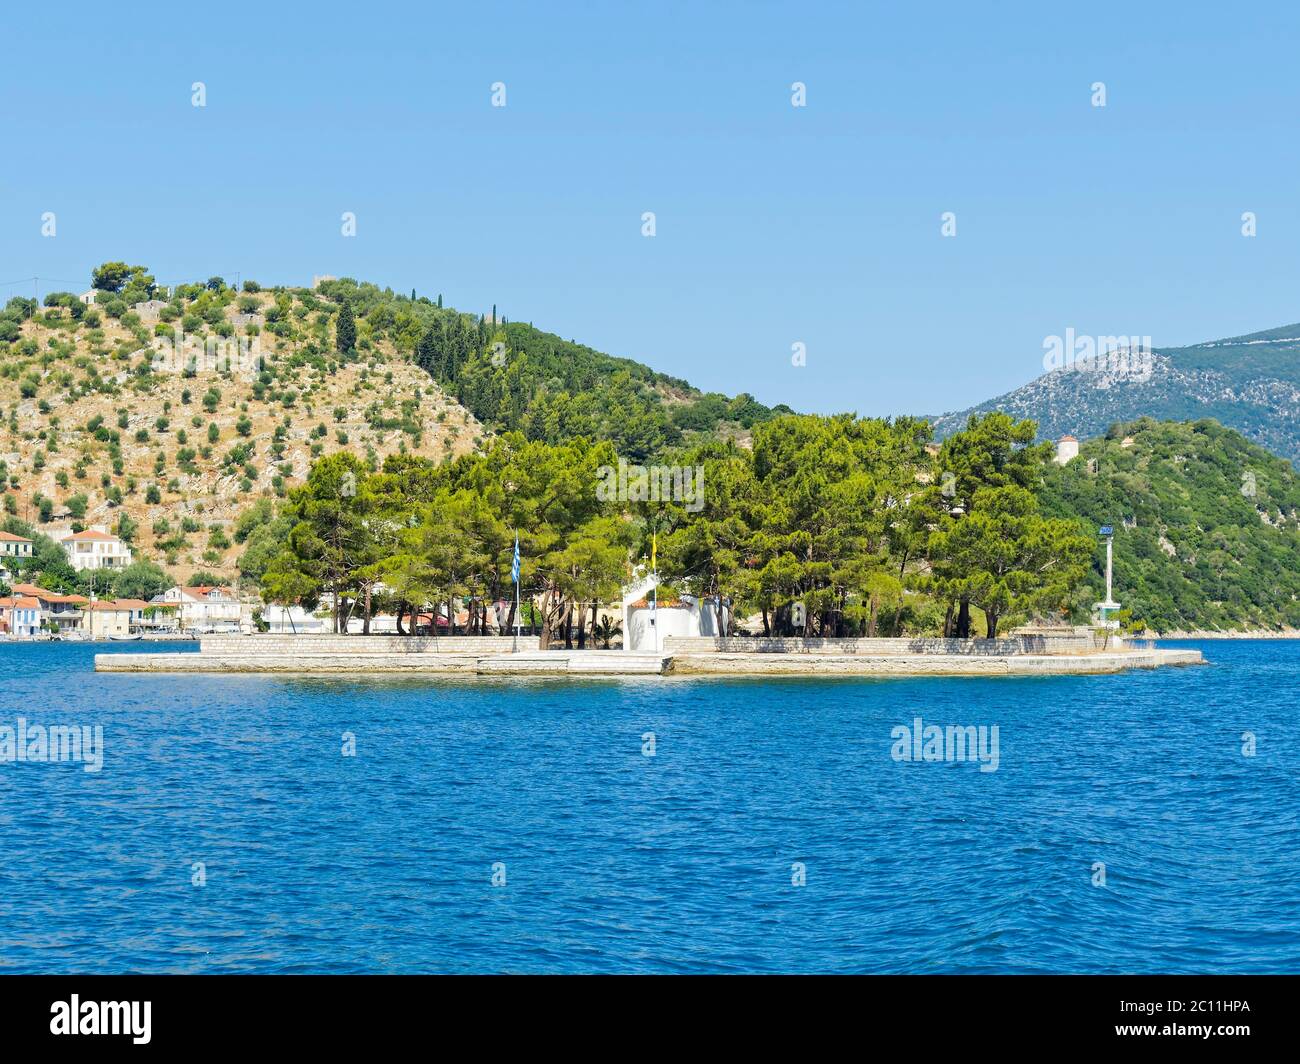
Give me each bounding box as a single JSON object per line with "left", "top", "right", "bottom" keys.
{"left": 0, "top": 595, "right": 42, "bottom": 637}
{"left": 0, "top": 530, "right": 33, "bottom": 578}
{"left": 118, "top": 599, "right": 148, "bottom": 626}
{"left": 261, "top": 604, "right": 329, "bottom": 634}
{"left": 84, "top": 600, "right": 135, "bottom": 638}
{"left": 152, "top": 585, "right": 242, "bottom": 631}
{"left": 78, "top": 290, "right": 98, "bottom": 305}
{"left": 60, "top": 528, "right": 133, "bottom": 571}
{"left": 9, "top": 583, "right": 88, "bottom": 632}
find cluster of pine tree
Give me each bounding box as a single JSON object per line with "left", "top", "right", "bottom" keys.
{"left": 243, "top": 411, "right": 1096, "bottom": 643}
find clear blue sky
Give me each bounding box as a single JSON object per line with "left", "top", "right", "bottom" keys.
{"left": 3, "top": 1, "right": 1298, "bottom": 417}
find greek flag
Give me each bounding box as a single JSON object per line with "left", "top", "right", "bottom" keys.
{"left": 511, "top": 534, "right": 520, "bottom": 585}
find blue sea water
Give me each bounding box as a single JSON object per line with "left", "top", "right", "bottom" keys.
{"left": 0, "top": 640, "right": 1297, "bottom": 973}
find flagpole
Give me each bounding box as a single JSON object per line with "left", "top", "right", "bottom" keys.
{"left": 651, "top": 528, "right": 658, "bottom": 655}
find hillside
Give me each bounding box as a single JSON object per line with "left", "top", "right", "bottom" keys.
{"left": 1040, "top": 417, "right": 1300, "bottom": 633}
{"left": 931, "top": 323, "right": 1300, "bottom": 464}
{"left": 0, "top": 263, "right": 785, "bottom": 584}
{"left": 0, "top": 275, "right": 484, "bottom": 582}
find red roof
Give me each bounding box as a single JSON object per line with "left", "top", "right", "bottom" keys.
{"left": 185, "top": 586, "right": 233, "bottom": 597}
{"left": 10, "top": 583, "right": 50, "bottom": 596}
{"left": 0, "top": 530, "right": 31, "bottom": 543}
{"left": 61, "top": 530, "right": 119, "bottom": 542}
{"left": 0, "top": 596, "right": 41, "bottom": 609}
{"left": 10, "top": 583, "right": 86, "bottom": 604}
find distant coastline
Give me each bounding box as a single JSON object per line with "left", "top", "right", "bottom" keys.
{"left": 1155, "top": 629, "right": 1300, "bottom": 640}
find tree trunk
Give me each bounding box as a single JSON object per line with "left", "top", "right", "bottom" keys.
{"left": 985, "top": 612, "right": 999, "bottom": 639}
{"left": 363, "top": 585, "right": 372, "bottom": 635}
{"left": 942, "top": 601, "right": 955, "bottom": 639}
{"left": 761, "top": 607, "right": 770, "bottom": 637}
{"left": 955, "top": 598, "right": 971, "bottom": 639}
{"left": 538, "top": 589, "right": 555, "bottom": 649}
{"left": 576, "top": 604, "right": 587, "bottom": 649}
{"left": 868, "top": 595, "right": 879, "bottom": 638}
{"left": 396, "top": 600, "right": 406, "bottom": 636}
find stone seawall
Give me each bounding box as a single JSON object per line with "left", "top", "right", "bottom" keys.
{"left": 668, "top": 647, "right": 1203, "bottom": 676}
{"left": 97, "top": 646, "right": 1203, "bottom": 677}
{"left": 98, "top": 650, "right": 670, "bottom": 676}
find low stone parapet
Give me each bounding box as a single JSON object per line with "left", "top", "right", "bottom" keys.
{"left": 198, "top": 634, "right": 537, "bottom": 655}
{"left": 661, "top": 635, "right": 1100, "bottom": 656}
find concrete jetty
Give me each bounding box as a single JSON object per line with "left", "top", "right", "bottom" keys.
{"left": 95, "top": 632, "right": 1204, "bottom": 677}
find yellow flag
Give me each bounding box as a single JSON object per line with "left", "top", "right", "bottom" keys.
{"left": 651, "top": 531, "right": 657, "bottom": 572}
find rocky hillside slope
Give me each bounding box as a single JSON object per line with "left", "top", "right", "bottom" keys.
{"left": 0, "top": 277, "right": 484, "bottom": 580}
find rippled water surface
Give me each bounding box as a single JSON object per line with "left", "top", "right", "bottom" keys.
{"left": 1, "top": 640, "right": 1297, "bottom": 972}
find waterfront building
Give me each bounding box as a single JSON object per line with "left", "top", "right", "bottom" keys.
{"left": 9, "top": 583, "right": 88, "bottom": 632}
{"left": 84, "top": 600, "right": 134, "bottom": 638}
{"left": 0, "top": 595, "right": 42, "bottom": 636}
{"left": 153, "top": 585, "right": 243, "bottom": 631}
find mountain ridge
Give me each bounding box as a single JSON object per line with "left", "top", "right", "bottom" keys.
{"left": 932, "top": 321, "right": 1300, "bottom": 463}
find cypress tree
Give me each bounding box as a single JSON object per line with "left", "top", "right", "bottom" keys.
{"left": 336, "top": 302, "right": 356, "bottom": 354}
{"left": 415, "top": 325, "right": 436, "bottom": 374}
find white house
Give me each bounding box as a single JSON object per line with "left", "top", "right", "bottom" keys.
{"left": 261, "top": 604, "right": 329, "bottom": 634}
{"left": 0, "top": 529, "right": 33, "bottom": 563}
{"left": 78, "top": 290, "right": 98, "bottom": 306}
{"left": 61, "top": 528, "right": 133, "bottom": 571}
{"left": 153, "top": 585, "right": 242, "bottom": 631}
{"left": 0, "top": 529, "right": 32, "bottom": 581}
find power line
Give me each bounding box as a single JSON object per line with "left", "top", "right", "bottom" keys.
{"left": 0, "top": 275, "right": 81, "bottom": 287}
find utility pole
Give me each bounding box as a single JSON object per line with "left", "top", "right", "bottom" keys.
{"left": 1096, "top": 524, "right": 1119, "bottom": 631}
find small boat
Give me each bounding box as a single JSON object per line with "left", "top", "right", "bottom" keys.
{"left": 108, "top": 633, "right": 144, "bottom": 642}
